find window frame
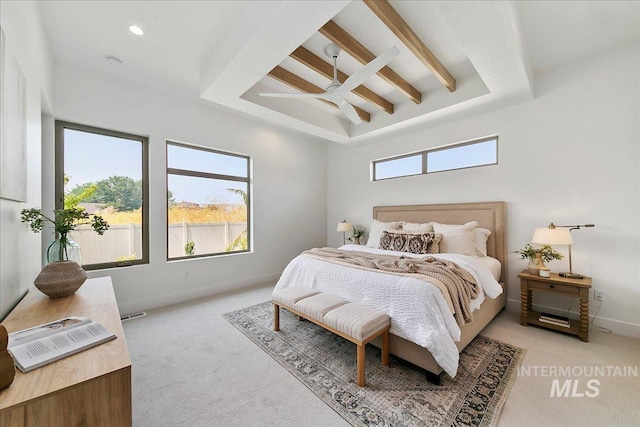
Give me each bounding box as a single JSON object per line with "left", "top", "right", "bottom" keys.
{"left": 166, "top": 141, "right": 251, "bottom": 261}
{"left": 372, "top": 136, "right": 498, "bottom": 181}
{"left": 55, "top": 120, "right": 150, "bottom": 270}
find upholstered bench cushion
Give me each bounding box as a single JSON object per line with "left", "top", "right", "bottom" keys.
{"left": 272, "top": 286, "right": 319, "bottom": 308}
{"left": 294, "top": 293, "right": 347, "bottom": 321}
{"left": 323, "top": 303, "right": 390, "bottom": 342}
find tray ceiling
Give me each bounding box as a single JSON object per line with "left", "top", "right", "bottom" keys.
{"left": 37, "top": 1, "right": 639, "bottom": 145}
{"left": 201, "top": 0, "right": 534, "bottom": 143}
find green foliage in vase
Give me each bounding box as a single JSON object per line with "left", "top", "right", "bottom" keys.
{"left": 21, "top": 207, "right": 109, "bottom": 236}
{"left": 512, "top": 243, "right": 563, "bottom": 263}
{"left": 21, "top": 207, "right": 109, "bottom": 262}
{"left": 347, "top": 226, "right": 367, "bottom": 242}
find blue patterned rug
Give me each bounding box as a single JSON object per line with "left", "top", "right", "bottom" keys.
{"left": 223, "top": 302, "right": 524, "bottom": 427}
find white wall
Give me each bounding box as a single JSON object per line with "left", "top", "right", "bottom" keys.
{"left": 52, "top": 64, "right": 327, "bottom": 315}
{"left": 327, "top": 42, "right": 640, "bottom": 337}
{"left": 0, "top": 1, "right": 54, "bottom": 319}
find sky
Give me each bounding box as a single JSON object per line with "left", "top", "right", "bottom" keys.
{"left": 375, "top": 139, "right": 496, "bottom": 180}
{"left": 65, "top": 129, "right": 248, "bottom": 206}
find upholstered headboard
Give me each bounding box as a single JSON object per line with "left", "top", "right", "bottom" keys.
{"left": 373, "top": 201, "right": 507, "bottom": 282}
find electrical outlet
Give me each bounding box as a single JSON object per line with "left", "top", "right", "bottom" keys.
{"left": 184, "top": 272, "right": 190, "bottom": 280}
{"left": 594, "top": 289, "right": 605, "bottom": 301}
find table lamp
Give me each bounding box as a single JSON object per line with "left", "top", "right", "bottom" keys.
{"left": 532, "top": 223, "right": 594, "bottom": 279}
{"left": 337, "top": 220, "right": 352, "bottom": 245}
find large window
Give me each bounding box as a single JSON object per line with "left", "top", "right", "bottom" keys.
{"left": 55, "top": 121, "right": 149, "bottom": 269}
{"left": 372, "top": 136, "right": 498, "bottom": 181}
{"left": 166, "top": 142, "right": 250, "bottom": 260}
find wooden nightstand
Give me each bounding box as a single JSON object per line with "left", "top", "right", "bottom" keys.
{"left": 518, "top": 270, "right": 592, "bottom": 342}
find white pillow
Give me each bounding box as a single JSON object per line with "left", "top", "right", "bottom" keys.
{"left": 366, "top": 219, "right": 402, "bottom": 248}
{"left": 402, "top": 221, "right": 433, "bottom": 233}
{"left": 475, "top": 228, "right": 491, "bottom": 257}
{"left": 432, "top": 221, "right": 478, "bottom": 256}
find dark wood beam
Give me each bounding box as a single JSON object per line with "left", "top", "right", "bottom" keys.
{"left": 267, "top": 66, "right": 371, "bottom": 123}
{"left": 290, "top": 46, "right": 394, "bottom": 114}
{"left": 363, "top": 0, "right": 456, "bottom": 92}
{"left": 319, "top": 20, "right": 422, "bottom": 104}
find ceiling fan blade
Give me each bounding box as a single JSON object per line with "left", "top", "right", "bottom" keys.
{"left": 337, "top": 46, "right": 400, "bottom": 94}
{"left": 338, "top": 100, "right": 362, "bottom": 125}
{"left": 259, "top": 92, "right": 326, "bottom": 99}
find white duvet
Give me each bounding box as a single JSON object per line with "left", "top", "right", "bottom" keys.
{"left": 272, "top": 244, "right": 503, "bottom": 377}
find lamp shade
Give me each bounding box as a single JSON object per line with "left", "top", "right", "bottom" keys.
{"left": 532, "top": 227, "right": 573, "bottom": 245}
{"left": 337, "top": 222, "right": 352, "bottom": 232}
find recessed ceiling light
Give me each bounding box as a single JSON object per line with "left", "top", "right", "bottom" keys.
{"left": 129, "top": 25, "right": 144, "bottom": 36}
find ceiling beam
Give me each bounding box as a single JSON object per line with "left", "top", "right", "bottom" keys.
{"left": 363, "top": 0, "right": 456, "bottom": 92}
{"left": 319, "top": 20, "right": 422, "bottom": 104}
{"left": 267, "top": 66, "right": 371, "bottom": 123}
{"left": 290, "top": 46, "right": 394, "bottom": 114}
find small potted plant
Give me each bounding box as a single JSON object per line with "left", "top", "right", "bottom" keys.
{"left": 21, "top": 207, "right": 109, "bottom": 298}
{"left": 21, "top": 207, "right": 109, "bottom": 263}
{"left": 513, "top": 243, "right": 563, "bottom": 274}
{"left": 347, "top": 226, "right": 367, "bottom": 245}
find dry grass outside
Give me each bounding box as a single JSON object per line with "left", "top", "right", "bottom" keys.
{"left": 98, "top": 208, "right": 142, "bottom": 225}
{"left": 169, "top": 205, "right": 246, "bottom": 224}
{"left": 97, "top": 206, "right": 247, "bottom": 225}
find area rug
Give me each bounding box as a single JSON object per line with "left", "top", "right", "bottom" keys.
{"left": 223, "top": 302, "right": 525, "bottom": 427}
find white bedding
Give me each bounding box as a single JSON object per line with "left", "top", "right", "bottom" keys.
{"left": 272, "top": 244, "right": 503, "bottom": 377}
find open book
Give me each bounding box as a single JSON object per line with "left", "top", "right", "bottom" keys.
{"left": 7, "top": 316, "right": 116, "bottom": 372}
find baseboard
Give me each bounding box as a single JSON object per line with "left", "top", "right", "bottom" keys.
{"left": 118, "top": 273, "right": 280, "bottom": 316}
{"left": 505, "top": 298, "right": 640, "bottom": 340}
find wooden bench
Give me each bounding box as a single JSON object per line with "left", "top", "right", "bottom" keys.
{"left": 272, "top": 286, "right": 390, "bottom": 387}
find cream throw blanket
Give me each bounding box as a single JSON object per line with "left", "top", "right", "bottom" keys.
{"left": 301, "top": 247, "right": 480, "bottom": 326}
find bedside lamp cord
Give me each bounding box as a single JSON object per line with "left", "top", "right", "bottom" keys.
{"left": 566, "top": 295, "right": 612, "bottom": 334}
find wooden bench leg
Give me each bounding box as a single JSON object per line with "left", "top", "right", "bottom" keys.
{"left": 381, "top": 330, "right": 389, "bottom": 366}
{"left": 273, "top": 303, "right": 280, "bottom": 331}
{"left": 357, "top": 344, "right": 365, "bottom": 387}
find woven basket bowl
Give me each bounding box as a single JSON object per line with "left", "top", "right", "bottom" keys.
{"left": 34, "top": 261, "right": 88, "bottom": 298}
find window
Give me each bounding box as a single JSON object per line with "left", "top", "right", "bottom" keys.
{"left": 166, "top": 142, "right": 250, "bottom": 260}
{"left": 374, "top": 154, "right": 422, "bottom": 180}
{"left": 372, "top": 136, "right": 498, "bottom": 181}
{"left": 55, "top": 121, "right": 149, "bottom": 269}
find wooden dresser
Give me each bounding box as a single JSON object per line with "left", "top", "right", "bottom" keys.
{"left": 0, "top": 276, "right": 132, "bottom": 426}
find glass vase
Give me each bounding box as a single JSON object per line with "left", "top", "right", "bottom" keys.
{"left": 47, "top": 235, "right": 82, "bottom": 264}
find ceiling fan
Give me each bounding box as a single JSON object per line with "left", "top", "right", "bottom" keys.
{"left": 260, "top": 43, "right": 400, "bottom": 125}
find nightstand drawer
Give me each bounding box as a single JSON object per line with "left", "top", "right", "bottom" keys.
{"left": 527, "top": 280, "right": 579, "bottom": 295}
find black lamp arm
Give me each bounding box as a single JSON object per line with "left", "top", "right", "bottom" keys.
{"left": 548, "top": 223, "right": 595, "bottom": 231}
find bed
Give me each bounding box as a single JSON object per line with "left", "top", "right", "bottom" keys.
{"left": 273, "top": 201, "right": 507, "bottom": 381}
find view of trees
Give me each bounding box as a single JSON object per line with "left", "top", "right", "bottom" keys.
{"left": 66, "top": 175, "right": 246, "bottom": 226}
{"left": 67, "top": 176, "right": 142, "bottom": 211}
{"left": 65, "top": 175, "right": 248, "bottom": 256}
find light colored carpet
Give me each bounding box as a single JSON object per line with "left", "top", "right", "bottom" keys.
{"left": 123, "top": 284, "right": 640, "bottom": 427}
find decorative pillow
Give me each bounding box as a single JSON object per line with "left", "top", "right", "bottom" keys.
{"left": 402, "top": 221, "right": 433, "bottom": 233}
{"left": 379, "top": 231, "right": 442, "bottom": 254}
{"left": 475, "top": 228, "right": 491, "bottom": 257}
{"left": 432, "top": 221, "right": 478, "bottom": 256}
{"left": 366, "top": 220, "right": 402, "bottom": 248}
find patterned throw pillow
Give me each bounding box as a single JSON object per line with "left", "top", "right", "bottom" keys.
{"left": 379, "top": 231, "right": 442, "bottom": 254}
